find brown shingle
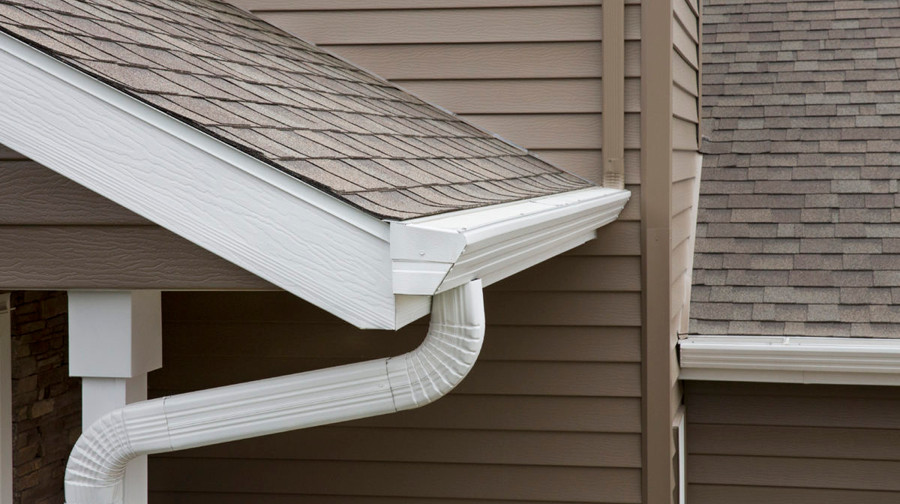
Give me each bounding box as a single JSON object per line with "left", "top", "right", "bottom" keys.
{"left": 275, "top": 160, "right": 363, "bottom": 193}
{"left": 344, "top": 159, "right": 419, "bottom": 188}
{"left": 6, "top": 1, "right": 587, "bottom": 219}
{"left": 7, "top": 6, "right": 603, "bottom": 220}
{"left": 2, "top": 25, "right": 90, "bottom": 58}
{"left": 350, "top": 191, "right": 448, "bottom": 218}
{"left": 692, "top": 0, "right": 900, "bottom": 336}
{"left": 841, "top": 287, "right": 893, "bottom": 305}
{"left": 164, "top": 95, "right": 246, "bottom": 126}
{"left": 306, "top": 159, "right": 390, "bottom": 191}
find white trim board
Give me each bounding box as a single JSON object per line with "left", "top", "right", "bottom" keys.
{"left": 680, "top": 335, "right": 900, "bottom": 386}
{"left": 0, "top": 31, "right": 630, "bottom": 330}
{"left": 0, "top": 32, "right": 399, "bottom": 329}
{"left": 672, "top": 406, "right": 686, "bottom": 504}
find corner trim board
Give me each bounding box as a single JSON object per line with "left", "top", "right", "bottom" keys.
{"left": 680, "top": 335, "right": 900, "bottom": 386}
{"left": 640, "top": 0, "right": 675, "bottom": 502}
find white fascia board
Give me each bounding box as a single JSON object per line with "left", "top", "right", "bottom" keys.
{"left": 391, "top": 187, "right": 631, "bottom": 295}
{"left": 0, "top": 32, "right": 404, "bottom": 329}
{"left": 680, "top": 335, "right": 900, "bottom": 386}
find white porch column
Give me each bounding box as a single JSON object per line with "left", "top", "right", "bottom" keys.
{"left": 0, "top": 293, "right": 12, "bottom": 504}
{"left": 68, "top": 291, "right": 161, "bottom": 504}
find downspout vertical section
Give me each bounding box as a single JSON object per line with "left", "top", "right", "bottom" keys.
{"left": 65, "top": 280, "right": 485, "bottom": 504}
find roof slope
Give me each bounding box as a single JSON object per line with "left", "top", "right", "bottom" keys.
{"left": 0, "top": 0, "right": 590, "bottom": 220}
{"left": 692, "top": 0, "right": 900, "bottom": 338}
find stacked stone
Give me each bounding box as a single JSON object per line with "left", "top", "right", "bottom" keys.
{"left": 10, "top": 291, "right": 80, "bottom": 504}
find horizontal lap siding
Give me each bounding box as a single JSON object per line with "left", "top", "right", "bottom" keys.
{"left": 149, "top": 2, "right": 644, "bottom": 503}
{"left": 231, "top": 0, "right": 606, "bottom": 10}
{"left": 0, "top": 146, "right": 271, "bottom": 289}
{"left": 686, "top": 381, "right": 900, "bottom": 503}
{"left": 150, "top": 293, "right": 644, "bottom": 503}
{"left": 671, "top": 0, "right": 701, "bottom": 339}
{"left": 665, "top": 6, "right": 701, "bottom": 500}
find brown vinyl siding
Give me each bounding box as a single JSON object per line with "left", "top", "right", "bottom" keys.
{"left": 0, "top": 159, "right": 149, "bottom": 225}
{"left": 0, "top": 145, "right": 272, "bottom": 290}
{"left": 686, "top": 381, "right": 900, "bottom": 503}
{"left": 149, "top": 291, "right": 643, "bottom": 503}
{"left": 148, "top": 1, "right": 645, "bottom": 502}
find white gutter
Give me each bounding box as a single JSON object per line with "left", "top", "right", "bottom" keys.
{"left": 392, "top": 187, "right": 630, "bottom": 295}
{"left": 65, "top": 280, "right": 485, "bottom": 504}
{"left": 679, "top": 335, "right": 900, "bottom": 386}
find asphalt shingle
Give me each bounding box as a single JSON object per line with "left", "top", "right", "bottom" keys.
{"left": 691, "top": 0, "right": 900, "bottom": 337}
{"left": 0, "top": 0, "right": 592, "bottom": 220}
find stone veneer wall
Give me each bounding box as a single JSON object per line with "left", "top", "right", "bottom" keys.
{"left": 9, "top": 292, "right": 80, "bottom": 504}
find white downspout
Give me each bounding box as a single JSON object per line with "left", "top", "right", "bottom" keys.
{"left": 65, "top": 280, "right": 485, "bottom": 504}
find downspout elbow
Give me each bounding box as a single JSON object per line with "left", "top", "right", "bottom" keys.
{"left": 387, "top": 279, "right": 485, "bottom": 410}
{"left": 65, "top": 280, "right": 485, "bottom": 504}
{"left": 65, "top": 400, "right": 169, "bottom": 504}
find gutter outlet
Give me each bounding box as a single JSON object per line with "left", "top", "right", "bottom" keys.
{"left": 65, "top": 280, "right": 485, "bottom": 504}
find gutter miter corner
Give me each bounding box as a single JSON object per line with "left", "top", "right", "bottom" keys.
{"left": 64, "top": 280, "right": 486, "bottom": 504}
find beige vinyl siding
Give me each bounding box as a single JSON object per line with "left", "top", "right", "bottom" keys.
{"left": 232, "top": 0, "right": 604, "bottom": 8}
{"left": 669, "top": 0, "right": 700, "bottom": 501}
{"left": 0, "top": 145, "right": 271, "bottom": 290}
{"left": 148, "top": 2, "right": 644, "bottom": 503}
{"left": 302, "top": 4, "right": 641, "bottom": 186}
{"left": 670, "top": 0, "right": 701, "bottom": 339}
{"left": 252, "top": 6, "right": 607, "bottom": 44}
{"left": 686, "top": 381, "right": 900, "bottom": 503}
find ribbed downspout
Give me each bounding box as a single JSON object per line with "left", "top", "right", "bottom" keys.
{"left": 65, "top": 280, "right": 485, "bottom": 504}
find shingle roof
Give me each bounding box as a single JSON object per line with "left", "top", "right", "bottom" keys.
{"left": 692, "top": 0, "right": 900, "bottom": 338}
{"left": 0, "top": 0, "right": 591, "bottom": 220}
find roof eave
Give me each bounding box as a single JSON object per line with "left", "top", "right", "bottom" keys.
{"left": 0, "top": 31, "right": 629, "bottom": 331}
{"left": 0, "top": 30, "right": 402, "bottom": 330}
